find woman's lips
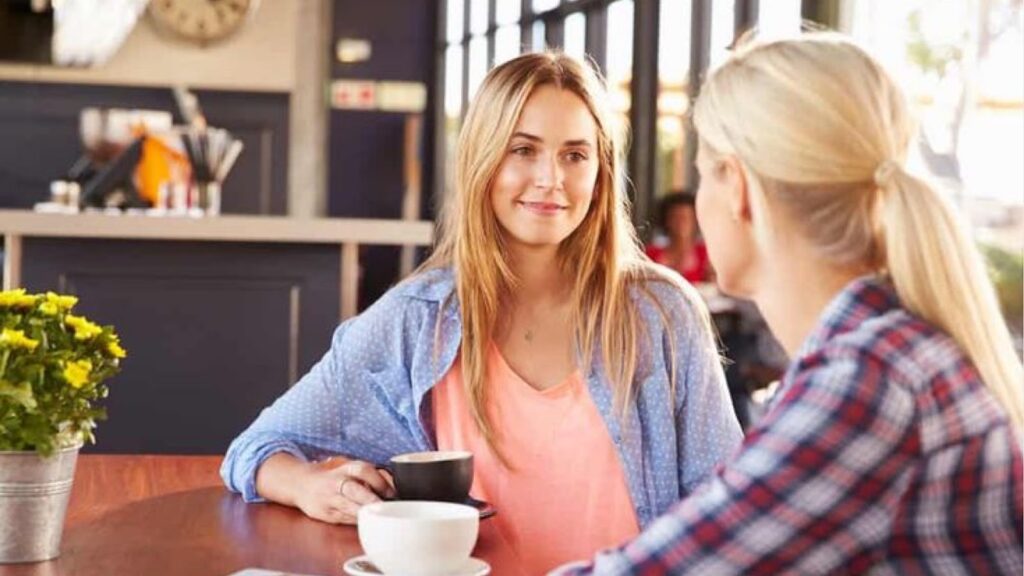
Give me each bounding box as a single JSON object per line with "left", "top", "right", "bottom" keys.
{"left": 518, "top": 201, "right": 566, "bottom": 215}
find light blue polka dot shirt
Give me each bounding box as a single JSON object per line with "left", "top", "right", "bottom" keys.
{"left": 220, "top": 268, "right": 743, "bottom": 528}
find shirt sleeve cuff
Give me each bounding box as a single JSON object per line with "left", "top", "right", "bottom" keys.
{"left": 225, "top": 439, "right": 310, "bottom": 503}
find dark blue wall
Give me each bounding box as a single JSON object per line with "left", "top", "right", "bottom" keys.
{"left": 21, "top": 237, "right": 341, "bottom": 454}
{"left": 329, "top": 0, "right": 439, "bottom": 307}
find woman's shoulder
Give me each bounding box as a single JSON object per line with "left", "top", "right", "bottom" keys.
{"left": 625, "top": 263, "right": 712, "bottom": 339}
{"left": 389, "top": 267, "right": 456, "bottom": 302}
{"left": 825, "top": 305, "right": 969, "bottom": 386}
{"left": 627, "top": 263, "right": 704, "bottom": 312}
{"left": 791, "top": 283, "right": 977, "bottom": 412}
{"left": 343, "top": 267, "right": 456, "bottom": 337}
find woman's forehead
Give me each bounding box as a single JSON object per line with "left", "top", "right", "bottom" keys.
{"left": 513, "top": 86, "right": 597, "bottom": 136}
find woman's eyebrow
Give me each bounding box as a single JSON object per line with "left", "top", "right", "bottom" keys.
{"left": 510, "top": 132, "right": 593, "bottom": 148}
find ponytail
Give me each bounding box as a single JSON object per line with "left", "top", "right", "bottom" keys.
{"left": 694, "top": 33, "right": 1024, "bottom": 429}
{"left": 881, "top": 169, "right": 1024, "bottom": 428}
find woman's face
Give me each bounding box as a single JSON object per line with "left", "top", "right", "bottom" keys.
{"left": 490, "top": 85, "right": 600, "bottom": 251}
{"left": 695, "top": 144, "right": 757, "bottom": 297}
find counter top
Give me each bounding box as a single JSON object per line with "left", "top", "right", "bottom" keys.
{"left": 0, "top": 209, "right": 434, "bottom": 246}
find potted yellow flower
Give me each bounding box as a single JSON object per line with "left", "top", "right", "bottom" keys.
{"left": 0, "top": 289, "right": 125, "bottom": 563}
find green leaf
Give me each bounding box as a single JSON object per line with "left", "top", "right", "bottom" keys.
{"left": 0, "top": 379, "right": 37, "bottom": 410}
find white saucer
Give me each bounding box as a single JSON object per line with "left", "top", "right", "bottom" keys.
{"left": 343, "top": 555, "right": 490, "bottom": 576}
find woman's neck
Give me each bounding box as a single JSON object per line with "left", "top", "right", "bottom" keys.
{"left": 506, "top": 243, "right": 570, "bottom": 307}
{"left": 751, "top": 244, "right": 871, "bottom": 358}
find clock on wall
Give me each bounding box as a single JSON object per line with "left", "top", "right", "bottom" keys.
{"left": 149, "top": 0, "right": 259, "bottom": 46}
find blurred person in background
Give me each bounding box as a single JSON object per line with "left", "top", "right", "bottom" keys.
{"left": 645, "top": 191, "right": 711, "bottom": 284}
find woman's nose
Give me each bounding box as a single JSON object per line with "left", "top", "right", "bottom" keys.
{"left": 533, "top": 154, "right": 562, "bottom": 189}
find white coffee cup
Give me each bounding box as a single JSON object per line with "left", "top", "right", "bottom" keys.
{"left": 357, "top": 501, "right": 479, "bottom": 576}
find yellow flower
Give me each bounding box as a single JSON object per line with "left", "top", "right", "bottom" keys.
{"left": 0, "top": 289, "right": 37, "bottom": 308}
{"left": 44, "top": 292, "right": 78, "bottom": 311}
{"left": 62, "top": 359, "right": 93, "bottom": 389}
{"left": 65, "top": 315, "right": 103, "bottom": 341}
{"left": 39, "top": 302, "right": 59, "bottom": 316}
{"left": 107, "top": 340, "right": 126, "bottom": 359}
{"left": 0, "top": 328, "right": 39, "bottom": 351}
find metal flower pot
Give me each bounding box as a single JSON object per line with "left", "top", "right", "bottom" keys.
{"left": 0, "top": 445, "right": 80, "bottom": 563}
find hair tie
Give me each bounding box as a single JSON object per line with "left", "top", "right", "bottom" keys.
{"left": 874, "top": 160, "right": 900, "bottom": 187}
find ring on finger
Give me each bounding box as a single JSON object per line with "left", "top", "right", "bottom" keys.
{"left": 338, "top": 477, "right": 352, "bottom": 496}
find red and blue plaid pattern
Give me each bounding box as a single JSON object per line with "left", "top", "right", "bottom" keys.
{"left": 554, "top": 276, "right": 1023, "bottom": 575}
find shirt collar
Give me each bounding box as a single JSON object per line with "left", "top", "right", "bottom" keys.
{"left": 793, "top": 274, "right": 901, "bottom": 360}
{"left": 400, "top": 267, "right": 457, "bottom": 303}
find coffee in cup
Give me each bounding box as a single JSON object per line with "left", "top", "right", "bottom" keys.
{"left": 388, "top": 450, "right": 473, "bottom": 503}
{"left": 358, "top": 501, "right": 479, "bottom": 576}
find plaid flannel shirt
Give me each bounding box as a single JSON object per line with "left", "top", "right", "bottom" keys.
{"left": 555, "top": 275, "right": 1023, "bottom": 575}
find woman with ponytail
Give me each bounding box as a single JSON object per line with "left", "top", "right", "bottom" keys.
{"left": 222, "top": 52, "right": 743, "bottom": 573}
{"left": 557, "top": 33, "right": 1022, "bottom": 575}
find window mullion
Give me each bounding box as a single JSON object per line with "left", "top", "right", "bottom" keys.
{"left": 585, "top": 3, "right": 607, "bottom": 72}
{"left": 685, "top": 0, "right": 711, "bottom": 187}
{"left": 628, "top": 0, "right": 660, "bottom": 225}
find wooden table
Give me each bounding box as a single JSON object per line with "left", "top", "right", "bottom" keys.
{"left": 0, "top": 455, "right": 516, "bottom": 576}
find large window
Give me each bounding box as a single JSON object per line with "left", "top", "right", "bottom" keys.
{"left": 843, "top": 0, "right": 1024, "bottom": 344}
{"left": 655, "top": 0, "right": 691, "bottom": 200}
{"left": 844, "top": 1, "right": 1023, "bottom": 225}
{"left": 439, "top": 0, "right": 641, "bottom": 202}
{"left": 436, "top": 1, "right": 804, "bottom": 228}
{"left": 654, "top": 0, "right": 801, "bottom": 207}
{"left": 438, "top": 1, "right": 647, "bottom": 208}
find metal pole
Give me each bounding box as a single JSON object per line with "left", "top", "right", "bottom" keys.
{"left": 627, "top": 0, "right": 660, "bottom": 226}
{"left": 684, "top": 0, "right": 711, "bottom": 188}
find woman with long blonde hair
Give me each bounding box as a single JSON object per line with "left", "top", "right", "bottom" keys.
{"left": 556, "top": 32, "right": 1023, "bottom": 575}
{"left": 222, "top": 52, "right": 742, "bottom": 573}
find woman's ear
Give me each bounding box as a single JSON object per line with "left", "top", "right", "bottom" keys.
{"left": 719, "top": 156, "right": 751, "bottom": 224}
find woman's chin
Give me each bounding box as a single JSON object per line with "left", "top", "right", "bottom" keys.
{"left": 503, "top": 228, "right": 573, "bottom": 249}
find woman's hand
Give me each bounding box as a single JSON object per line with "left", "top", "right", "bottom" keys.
{"left": 296, "top": 457, "right": 396, "bottom": 524}
{"left": 255, "top": 453, "right": 395, "bottom": 525}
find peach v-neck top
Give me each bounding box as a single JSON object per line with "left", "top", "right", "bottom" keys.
{"left": 432, "top": 344, "right": 640, "bottom": 574}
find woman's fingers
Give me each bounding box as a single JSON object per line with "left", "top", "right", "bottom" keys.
{"left": 296, "top": 457, "right": 401, "bottom": 525}
{"left": 324, "top": 494, "right": 361, "bottom": 524}
{"left": 338, "top": 460, "right": 396, "bottom": 499}
{"left": 339, "top": 474, "right": 384, "bottom": 506}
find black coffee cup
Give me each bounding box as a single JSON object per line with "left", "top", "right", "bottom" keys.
{"left": 386, "top": 450, "right": 473, "bottom": 503}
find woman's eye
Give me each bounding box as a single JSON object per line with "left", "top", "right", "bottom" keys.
{"left": 566, "top": 151, "right": 588, "bottom": 162}
{"left": 511, "top": 146, "right": 533, "bottom": 157}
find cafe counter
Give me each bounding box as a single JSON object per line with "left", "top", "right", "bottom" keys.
{"left": 0, "top": 209, "right": 433, "bottom": 455}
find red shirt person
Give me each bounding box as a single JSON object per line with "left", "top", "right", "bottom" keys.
{"left": 646, "top": 192, "right": 710, "bottom": 283}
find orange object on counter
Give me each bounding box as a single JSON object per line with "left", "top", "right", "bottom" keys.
{"left": 136, "top": 133, "right": 188, "bottom": 205}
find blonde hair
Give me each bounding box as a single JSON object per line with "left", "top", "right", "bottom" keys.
{"left": 421, "top": 52, "right": 703, "bottom": 456}
{"left": 694, "top": 33, "right": 1024, "bottom": 428}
